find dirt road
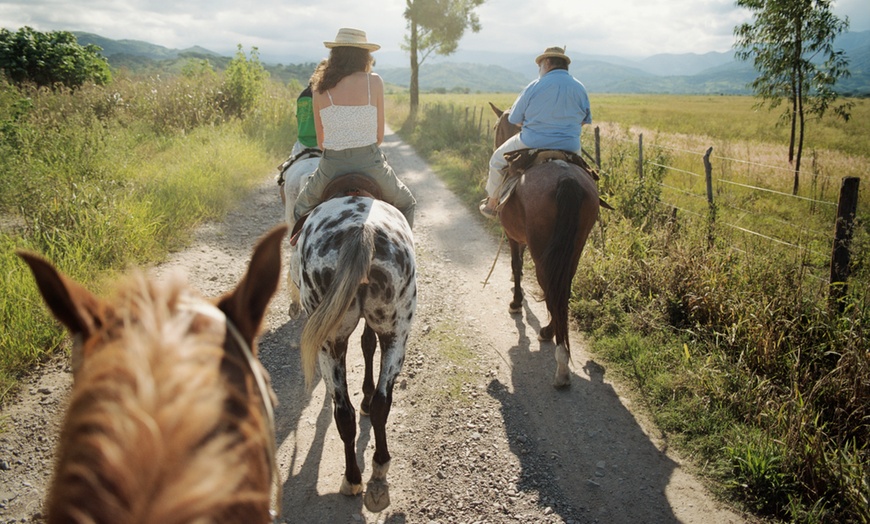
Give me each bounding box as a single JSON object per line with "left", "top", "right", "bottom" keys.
{"left": 0, "top": 128, "right": 755, "bottom": 523}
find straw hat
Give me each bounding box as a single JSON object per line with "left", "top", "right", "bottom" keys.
{"left": 324, "top": 28, "right": 380, "bottom": 51}
{"left": 535, "top": 46, "right": 570, "bottom": 65}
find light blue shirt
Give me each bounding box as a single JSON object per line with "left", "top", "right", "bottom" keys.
{"left": 508, "top": 69, "right": 592, "bottom": 152}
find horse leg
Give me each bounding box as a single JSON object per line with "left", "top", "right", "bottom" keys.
{"left": 553, "top": 344, "right": 571, "bottom": 388}
{"left": 539, "top": 323, "right": 555, "bottom": 342}
{"left": 318, "top": 339, "right": 363, "bottom": 496}
{"left": 287, "top": 245, "right": 303, "bottom": 318}
{"left": 508, "top": 239, "right": 525, "bottom": 314}
{"left": 363, "top": 331, "right": 406, "bottom": 512}
{"left": 359, "top": 323, "right": 377, "bottom": 416}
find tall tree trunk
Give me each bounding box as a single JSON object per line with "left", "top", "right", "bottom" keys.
{"left": 792, "top": 19, "right": 804, "bottom": 195}
{"left": 409, "top": 19, "right": 419, "bottom": 119}
{"left": 795, "top": 68, "right": 806, "bottom": 195}
{"left": 788, "top": 85, "right": 797, "bottom": 163}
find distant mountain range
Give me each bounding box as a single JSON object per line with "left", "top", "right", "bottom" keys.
{"left": 74, "top": 31, "right": 870, "bottom": 96}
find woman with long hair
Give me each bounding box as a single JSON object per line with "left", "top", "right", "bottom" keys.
{"left": 292, "top": 28, "right": 416, "bottom": 227}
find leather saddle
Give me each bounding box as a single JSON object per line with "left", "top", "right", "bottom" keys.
{"left": 502, "top": 148, "right": 613, "bottom": 210}
{"left": 504, "top": 148, "right": 600, "bottom": 181}
{"left": 290, "top": 173, "right": 383, "bottom": 245}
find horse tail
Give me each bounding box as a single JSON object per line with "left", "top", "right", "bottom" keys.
{"left": 300, "top": 225, "right": 374, "bottom": 387}
{"left": 542, "top": 176, "right": 585, "bottom": 354}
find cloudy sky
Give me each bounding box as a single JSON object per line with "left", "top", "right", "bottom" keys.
{"left": 2, "top": 0, "right": 867, "bottom": 63}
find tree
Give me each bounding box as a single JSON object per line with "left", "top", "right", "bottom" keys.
{"left": 221, "top": 45, "right": 269, "bottom": 119}
{"left": 734, "top": 0, "right": 851, "bottom": 195}
{"left": 403, "top": 0, "right": 485, "bottom": 117}
{"left": 0, "top": 26, "right": 111, "bottom": 88}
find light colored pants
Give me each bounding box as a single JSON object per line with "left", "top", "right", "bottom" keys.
{"left": 293, "top": 144, "right": 416, "bottom": 227}
{"left": 486, "top": 134, "right": 581, "bottom": 198}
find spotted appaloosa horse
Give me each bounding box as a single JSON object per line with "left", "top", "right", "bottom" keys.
{"left": 296, "top": 195, "right": 416, "bottom": 512}
{"left": 489, "top": 102, "right": 600, "bottom": 388}
{"left": 19, "top": 226, "right": 287, "bottom": 524}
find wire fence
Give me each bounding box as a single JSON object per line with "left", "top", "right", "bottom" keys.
{"left": 599, "top": 129, "right": 862, "bottom": 297}
{"left": 421, "top": 101, "right": 863, "bottom": 300}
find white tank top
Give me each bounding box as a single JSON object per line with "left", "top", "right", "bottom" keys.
{"left": 320, "top": 74, "right": 378, "bottom": 150}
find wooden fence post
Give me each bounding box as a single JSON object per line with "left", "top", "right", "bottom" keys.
{"left": 829, "top": 177, "right": 860, "bottom": 312}
{"left": 703, "top": 147, "right": 716, "bottom": 247}
{"left": 594, "top": 126, "right": 601, "bottom": 168}
{"left": 477, "top": 109, "right": 484, "bottom": 138}
{"left": 638, "top": 133, "right": 644, "bottom": 179}
{"left": 703, "top": 147, "right": 714, "bottom": 206}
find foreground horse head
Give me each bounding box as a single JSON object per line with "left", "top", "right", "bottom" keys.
{"left": 19, "top": 225, "right": 287, "bottom": 524}
{"left": 489, "top": 102, "right": 600, "bottom": 388}
{"left": 297, "top": 195, "right": 416, "bottom": 512}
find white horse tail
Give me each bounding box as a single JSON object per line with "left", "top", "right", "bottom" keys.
{"left": 300, "top": 224, "right": 374, "bottom": 387}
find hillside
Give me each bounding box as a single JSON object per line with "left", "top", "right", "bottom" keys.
{"left": 73, "top": 31, "right": 869, "bottom": 96}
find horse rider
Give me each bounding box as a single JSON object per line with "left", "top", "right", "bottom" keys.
{"left": 293, "top": 28, "right": 416, "bottom": 228}
{"left": 480, "top": 46, "right": 592, "bottom": 218}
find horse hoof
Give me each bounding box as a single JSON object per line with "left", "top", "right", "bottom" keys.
{"left": 288, "top": 302, "right": 302, "bottom": 319}
{"left": 509, "top": 303, "right": 522, "bottom": 315}
{"left": 553, "top": 375, "right": 571, "bottom": 389}
{"left": 340, "top": 477, "right": 363, "bottom": 496}
{"left": 364, "top": 479, "right": 391, "bottom": 512}
{"left": 538, "top": 326, "right": 554, "bottom": 342}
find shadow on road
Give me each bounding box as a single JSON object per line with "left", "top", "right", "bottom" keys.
{"left": 485, "top": 302, "right": 682, "bottom": 523}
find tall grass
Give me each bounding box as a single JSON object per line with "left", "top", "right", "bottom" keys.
{"left": 387, "top": 92, "right": 869, "bottom": 523}
{"left": 0, "top": 65, "right": 299, "bottom": 399}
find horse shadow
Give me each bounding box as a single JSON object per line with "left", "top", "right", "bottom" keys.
{"left": 486, "top": 302, "right": 683, "bottom": 523}
{"left": 258, "top": 318, "right": 407, "bottom": 524}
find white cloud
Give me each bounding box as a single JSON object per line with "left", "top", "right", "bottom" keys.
{"left": 0, "top": 0, "right": 863, "bottom": 61}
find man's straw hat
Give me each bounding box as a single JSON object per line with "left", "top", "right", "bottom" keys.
{"left": 535, "top": 46, "right": 570, "bottom": 65}
{"left": 324, "top": 28, "right": 380, "bottom": 51}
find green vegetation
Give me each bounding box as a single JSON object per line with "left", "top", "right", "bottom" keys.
{"left": 0, "top": 50, "right": 299, "bottom": 400}
{"left": 0, "top": 27, "right": 111, "bottom": 88}
{"left": 386, "top": 92, "right": 869, "bottom": 523}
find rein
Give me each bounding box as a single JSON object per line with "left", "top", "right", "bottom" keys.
{"left": 482, "top": 231, "right": 505, "bottom": 288}
{"left": 179, "top": 298, "right": 282, "bottom": 521}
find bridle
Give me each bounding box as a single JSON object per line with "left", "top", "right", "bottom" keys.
{"left": 179, "top": 297, "right": 282, "bottom": 521}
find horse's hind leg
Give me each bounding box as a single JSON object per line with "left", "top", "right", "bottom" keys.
{"left": 539, "top": 323, "right": 555, "bottom": 342}
{"left": 287, "top": 245, "right": 303, "bottom": 318}
{"left": 553, "top": 344, "right": 571, "bottom": 388}
{"left": 509, "top": 240, "right": 525, "bottom": 314}
{"left": 359, "top": 323, "right": 377, "bottom": 416}
{"left": 363, "top": 331, "right": 406, "bottom": 512}
{"left": 319, "top": 339, "right": 363, "bottom": 496}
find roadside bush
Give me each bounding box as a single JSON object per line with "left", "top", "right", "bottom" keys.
{"left": 0, "top": 70, "right": 293, "bottom": 400}
{"left": 220, "top": 45, "right": 269, "bottom": 120}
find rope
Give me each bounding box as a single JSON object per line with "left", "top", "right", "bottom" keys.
{"left": 482, "top": 231, "right": 505, "bottom": 288}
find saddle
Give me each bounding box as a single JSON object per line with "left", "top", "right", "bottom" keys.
{"left": 504, "top": 148, "right": 600, "bottom": 181}
{"left": 500, "top": 148, "right": 613, "bottom": 210}
{"left": 290, "top": 173, "right": 383, "bottom": 245}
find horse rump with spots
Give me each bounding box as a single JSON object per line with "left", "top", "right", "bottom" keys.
{"left": 18, "top": 226, "right": 287, "bottom": 524}
{"left": 297, "top": 195, "right": 416, "bottom": 512}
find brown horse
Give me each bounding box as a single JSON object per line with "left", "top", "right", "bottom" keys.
{"left": 489, "top": 102, "right": 600, "bottom": 388}
{"left": 18, "top": 226, "right": 287, "bottom": 524}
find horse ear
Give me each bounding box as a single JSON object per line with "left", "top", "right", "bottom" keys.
{"left": 488, "top": 101, "right": 504, "bottom": 118}
{"left": 17, "top": 251, "right": 106, "bottom": 339}
{"left": 217, "top": 225, "right": 287, "bottom": 349}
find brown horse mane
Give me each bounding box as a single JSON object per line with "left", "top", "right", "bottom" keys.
{"left": 46, "top": 272, "right": 272, "bottom": 524}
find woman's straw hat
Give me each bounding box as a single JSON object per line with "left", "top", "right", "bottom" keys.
{"left": 324, "top": 28, "right": 380, "bottom": 51}
{"left": 535, "top": 46, "right": 570, "bottom": 65}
